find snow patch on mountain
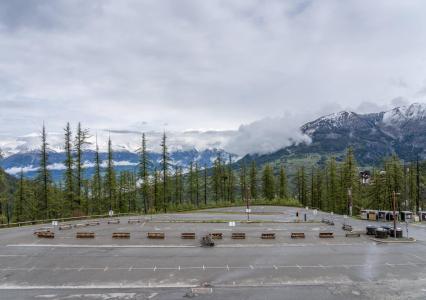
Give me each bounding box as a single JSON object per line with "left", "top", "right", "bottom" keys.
{"left": 0, "top": 130, "right": 237, "bottom": 158}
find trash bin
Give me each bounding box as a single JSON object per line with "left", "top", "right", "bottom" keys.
{"left": 389, "top": 228, "right": 403, "bottom": 238}
{"left": 366, "top": 225, "right": 377, "bottom": 235}
{"left": 375, "top": 227, "right": 388, "bottom": 239}
{"left": 380, "top": 225, "right": 392, "bottom": 235}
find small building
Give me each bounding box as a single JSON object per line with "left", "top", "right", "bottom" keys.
{"left": 385, "top": 211, "right": 399, "bottom": 221}
{"left": 378, "top": 210, "right": 387, "bottom": 221}
{"left": 368, "top": 210, "right": 378, "bottom": 221}
{"left": 360, "top": 209, "right": 377, "bottom": 220}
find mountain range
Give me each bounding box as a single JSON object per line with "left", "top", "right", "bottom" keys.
{"left": 1, "top": 103, "right": 425, "bottom": 180}
{"left": 241, "top": 103, "right": 426, "bottom": 172}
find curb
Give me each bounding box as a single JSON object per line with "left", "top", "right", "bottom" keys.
{"left": 369, "top": 237, "right": 416, "bottom": 244}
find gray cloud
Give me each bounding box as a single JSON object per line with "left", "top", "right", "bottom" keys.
{"left": 1, "top": 0, "right": 426, "bottom": 153}
{"left": 225, "top": 113, "right": 311, "bottom": 155}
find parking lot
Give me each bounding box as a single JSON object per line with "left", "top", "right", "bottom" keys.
{"left": 1, "top": 206, "right": 426, "bottom": 299}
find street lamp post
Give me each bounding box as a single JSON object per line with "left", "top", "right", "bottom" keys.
{"left": 392, "top": 191, "right": 401, "bottom": 238}
{"left": 245, "top": 187, "right": 250, "bottom": 222}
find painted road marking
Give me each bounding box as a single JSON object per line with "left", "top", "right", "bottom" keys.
{"left": 2, "top": 263, "right": 425, "bottom": 273}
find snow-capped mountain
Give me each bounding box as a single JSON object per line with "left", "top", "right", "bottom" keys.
{"left": 242, "top": 103, "right": 426, "bottom": 167}
{"left": 0, "top": 130, "right": 236, "bottom": 158}
{"left": 0, "top": 130, "right": 237, "bottom": 180}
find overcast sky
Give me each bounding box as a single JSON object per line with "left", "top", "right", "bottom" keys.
{"left": 1, "top": 0, "right": 426, "bottom": 153}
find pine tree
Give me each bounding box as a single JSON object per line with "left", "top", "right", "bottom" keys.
{"left": 278, "top": 164, "right": 288, "bottom": 199}
{"left": 174, "top": 165, "right": 180, "bottom": 205}
{"left": 314, "top": 168, "right": 323, "bottom": 209}
{"left": 153, "top": 167, "right": 159, "bottom": 210}
{"left": 0, "top": 154, "right": 5, "bottom": 220}
{"left": 36, "top": 124, "right": 51, "bottom": 219}
{"left": 262, "top": 164, "right": 275, "bottom": 200}
{"left": 203, "top": 164, "right": 208, "bottom": 206}
{"left": 296, "top": 166, "right": 307, "bottom": 206}
{"left": 341, "top": 147, "right": 359, "bottom": 214}
{"left": 139, "top": 133, "right": 149, "bottom": 214}
{"left": 160, "top": 132, "right": 169, "bottom": 212}
{"left": 188, "top": 161, "right": 194, "bottom": 205}
{"left": 63, "top": 123, "right": 74, "bottom": 214}
{"left": 227, "top": 155, "right": 235, "bottom": 202}
{"left": 326, "top": 157, "right": 338, "bottom": 212}
{"left": 105, "top": 136, "right": 116, "bottom": 211}
{"left": 408, "top": 162, "right": 417, "bottom": 211}
{"left": 14, "top": 170, "right": 25, "bottom": 222}
{"left": 240, "top": 162, "right": 247, "bottom": 201}
{"left": 195, "top": 162, "right": 200, "bottom": 207}
{"left": 92, "top": 138, "right": 103, "bottom": 213}
{"left": 212, "top": 154, "right": 222, "bottom": 203}
{"left": 384, "top": 155, "right": 404, "bottom": 210}
{"left": 74, "top": 123, "right": 90, "bottom": 213}
{"left": 249, "top": 161, "right": 258, "bottom": 200}
{"left": 179, "top": 166, "right": 184, "bottom": 204}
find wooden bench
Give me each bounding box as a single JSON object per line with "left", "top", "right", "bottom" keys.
{"left": 34, "top": 227, "right": 52, "bottom": 235}
{"left": 147, "top": 232, "right": 165, "bottom": 239}
{"left": 345, "top": 232, "right": 361, "bottom": 238}
{"left": 128, "top": 218, "right": 141, "bottom": 224}
{"left": 261, "top": 233, "right": 275, "bottom": 239}
{"left": 291, "top": 232, "right": 305, "bottom": 239}
{"left": 107, "top": 219, "right": 120, "bottom": 224}
{"left": 36, "top": 231, "right": 55, "bottom": 238}
{"left": 181, "top": 232, "right": 196, "bottom": 239}
{"left": 319, "top": 232, "right": 334, "bottom": 238}
{"left": 211, "top": 233, "right": 223, "bottom": 240}
{"left": 112, "top": 232, "right": 130, "bottom": 239}
{"left": 231, "top": 232, "right": 246, "bottom": 239}
{"left": 59, "top": 224, "right": 72, "bottom": 230}
{"left": 76, "top": 232, "right": 95, "bottom": 238}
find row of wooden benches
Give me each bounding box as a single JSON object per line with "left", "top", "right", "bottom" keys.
{"left": 36, "top": 231, "right": 360, "bottom": 239}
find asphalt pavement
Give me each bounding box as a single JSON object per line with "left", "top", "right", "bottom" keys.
{"left": 0, "top": 206, "right": 425, "bottom": 299}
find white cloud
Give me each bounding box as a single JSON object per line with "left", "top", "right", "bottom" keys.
{"left": 2, "top": 1, "right": 426, "bottom": 153}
